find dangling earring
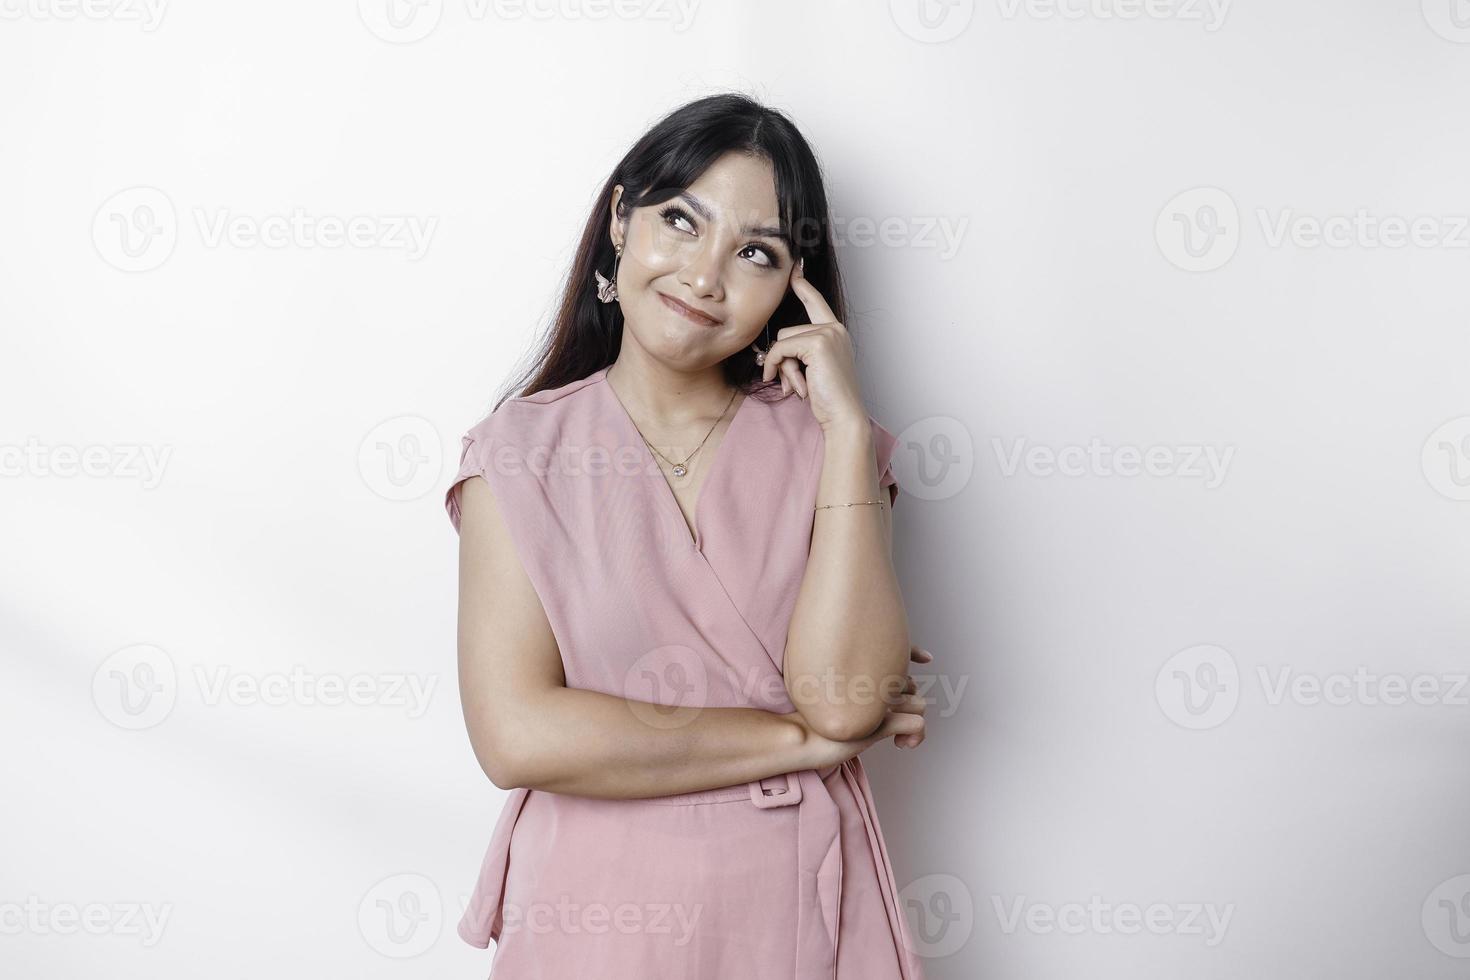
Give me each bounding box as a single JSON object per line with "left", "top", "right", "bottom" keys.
{"left": 595, "top": 243, "right": 622, "bottom": 303}
{"left": 752, "top": 321, "right": 772, "bottom": 366}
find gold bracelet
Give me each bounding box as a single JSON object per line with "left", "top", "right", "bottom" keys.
{"left": 814, "top": 499, "right": 886, "bottom": 510}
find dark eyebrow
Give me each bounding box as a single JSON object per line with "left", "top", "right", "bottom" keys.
{"left": 676, "top": 191, "right": 792, "bottom": 251}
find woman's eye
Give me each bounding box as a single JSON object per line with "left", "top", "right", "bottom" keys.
{"left": 660, "top": 206, "right": 695, "bottom": 235}
{"left": 741, "top": 244, "right": 778, "bottom": 269}
{"left": 658, "top": 205, "right": 779, "bottom": 269}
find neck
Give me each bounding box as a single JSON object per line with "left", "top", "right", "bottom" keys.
{"left": 604, "top": 347, "right": 738, "bottom": 427}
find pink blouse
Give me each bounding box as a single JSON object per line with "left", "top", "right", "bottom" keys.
{"left": 446, "top": 363, "right": 923, "bottom": 979}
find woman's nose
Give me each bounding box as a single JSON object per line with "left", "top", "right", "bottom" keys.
{"left": 679, "top": 243, "right": 724, "bottom": 300}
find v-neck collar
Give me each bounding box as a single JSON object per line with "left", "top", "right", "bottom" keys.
{"left": 594, "top": 364, "right": 754, "bottom": 553}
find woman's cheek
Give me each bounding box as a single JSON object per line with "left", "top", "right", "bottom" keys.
{"left": 636, "top": 226, "right": 685, "bottom": 267}
{"left": 727, "top": 285, "right": 782, "bottom": 327}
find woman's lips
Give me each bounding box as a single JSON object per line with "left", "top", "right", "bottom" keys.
{"left": 658, "top": 292, "right": 721, "bottom": 326}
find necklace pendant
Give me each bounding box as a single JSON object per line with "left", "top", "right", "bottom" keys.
{"left": 671, "top": 463, "right": 688, "bottom": 478}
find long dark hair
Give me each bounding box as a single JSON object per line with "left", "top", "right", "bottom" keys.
{"left": 493, "top": 92, "right": 847, "bottom": 411}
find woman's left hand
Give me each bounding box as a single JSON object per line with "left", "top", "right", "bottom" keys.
{"left": 759, "top": 259, "right": 868, "bottom": 432}
{"left": 889, "top": 644, "right": 934, "bottom": 749}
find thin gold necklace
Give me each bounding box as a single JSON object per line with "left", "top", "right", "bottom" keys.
{"left": 627, "top": 385, "right": 740, "bottom": 479}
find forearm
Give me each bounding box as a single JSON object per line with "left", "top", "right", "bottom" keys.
{"left": 784, "top": 420, "right": 911, "bottom": 741}
{"left": 483, "top": 687, "right": 813, "bottom": 800}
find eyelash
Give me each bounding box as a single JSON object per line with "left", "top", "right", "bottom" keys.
{"left": 658, "top": 205, "right": 782, "bottom": 270}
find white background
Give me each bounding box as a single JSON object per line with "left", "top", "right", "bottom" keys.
{"left": 4, "top": 1, "right": 1470, "bottom": 977}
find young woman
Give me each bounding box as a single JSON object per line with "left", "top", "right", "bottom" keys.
{"left": 446, "top": 92, "right": 931, "bottom": 978}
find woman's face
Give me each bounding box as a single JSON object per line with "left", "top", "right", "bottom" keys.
{"left": 610, "top": 151, "right": 796, "bottom": 372}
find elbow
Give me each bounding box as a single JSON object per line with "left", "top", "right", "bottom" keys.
{"left": 463, "top": 686, "right": 566, "bottom": 791}
{"left": 801, "top": 703, "right": 888, "bottom": 744}
{"left": 787, "top": 661, "right": 910, "bottom": 743}
{"left": 472, "top": 744, "right": 526, "bottom": 791}
{"left": 465, "top": 723, "right": 532, "bottom": 791}
{"left": 479, "top": 754, "right": 525, "bottom": 791}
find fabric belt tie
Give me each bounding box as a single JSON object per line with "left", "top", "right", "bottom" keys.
{"left": 747, "top": 760, "right": 919, "bottom": 980}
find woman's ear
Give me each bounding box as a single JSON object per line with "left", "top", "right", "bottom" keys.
{"left": 608, "top": 185, "right": 626, "bottom": 244}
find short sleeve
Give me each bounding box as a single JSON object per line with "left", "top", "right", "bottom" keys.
{"left": 870, "top": 416, "right": 901, "bottom": 509}
{"left": 445, "top": 431, "right": 486, "bottom": 534}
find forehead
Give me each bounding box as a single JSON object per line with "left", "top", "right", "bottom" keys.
{"left": 681, "top": 152, "right": 780, "bottom": 223}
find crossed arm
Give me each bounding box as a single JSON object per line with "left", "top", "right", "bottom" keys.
{"left": 782, "top": 419, "right": 911, "bottom": 743}
{"left": 453, "top": 470, "right": 923, "bottom": 799}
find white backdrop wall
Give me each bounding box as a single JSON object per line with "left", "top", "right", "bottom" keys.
{"left": 4, "top": 1, "right": 1469, "bottom": 977}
